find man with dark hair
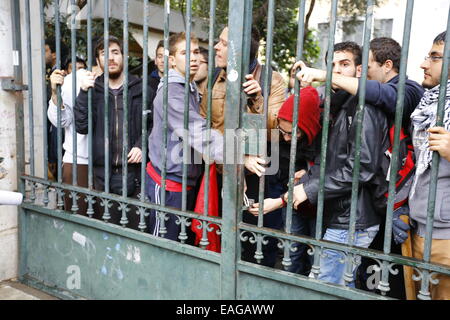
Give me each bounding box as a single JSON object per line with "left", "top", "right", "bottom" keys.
{"left": 290, "top": 41, "right": 389, "bottom": 287}
{"left": 297, "top": 37, "right": 423, "bottom": 128}
{"left": 194, "top": 46, "right": 209, "bottom": 100}
{"left": 149, "top": 40, "right": 170, "bottom": 93}
{"left": 407, "top": 31, "right": 450, "bottom": 300}
{"left": 74, "top": 35, "right": 155, "bottom": 230}
{"left": 63, "top": 56, "right": 87, "bottom": 75}
{"left": 45, "top": 37, "right": 69, "bottom": 70}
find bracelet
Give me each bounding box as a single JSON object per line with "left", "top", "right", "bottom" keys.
{"left": 280, "top": 196, "right": 287, "bottom": 208}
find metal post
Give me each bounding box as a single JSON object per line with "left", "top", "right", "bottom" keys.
{"left": 310, "top": 0, "right": 339, "bottom": 279}
{"left": 221, "top": 0, "right": 246, "bottom": 300}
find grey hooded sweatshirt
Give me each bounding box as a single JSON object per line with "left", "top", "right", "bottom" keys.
{"left": 148, "top": 69, "right": 223, "bottom": 186}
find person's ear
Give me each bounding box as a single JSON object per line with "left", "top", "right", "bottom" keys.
{"left": 384, "top": 59, "right": 394, "bottom": 73}
{"left": 356, "top": 65, "right": 362, "bottom": 78}
{"left": 169, "top": 55, "right": 175, "bottom": 68}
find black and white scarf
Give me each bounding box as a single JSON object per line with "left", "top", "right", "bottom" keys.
{"left": 410, "top": 80, "right": 450, "bottom": 196}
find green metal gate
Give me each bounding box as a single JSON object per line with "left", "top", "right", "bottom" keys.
{"left": 10, "top": 0, "right": 450, "bottom": 300}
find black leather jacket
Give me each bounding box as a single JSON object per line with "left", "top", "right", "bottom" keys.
{"left": 301, "top": 90, "right": 389, "bottom": 230}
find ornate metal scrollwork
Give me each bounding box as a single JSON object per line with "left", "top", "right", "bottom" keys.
{"left": 69, "top": 191, "right": 80, "bottom": 213}
{"left": 136, "top": 206, "right": 148, "bottom": 232}
{"left": 175, "top": 215, "right": 192, "bottom": 244}
{"left": 157, "top": 211, "right": 170, "bottom": 238}
{"left": 84, "top": 195, "right": 96, "bottom": 218}
{"left": 55, "top": 187, "right": 65, "bottom": 209}
{"left": 117, "top": 201, "right": 131, "bottom": 227}
{"left": 412, "top": 268, "right": 440, "bottom": 300}
{"left": 99, "top": 197, "right": 113, "bottom": 222}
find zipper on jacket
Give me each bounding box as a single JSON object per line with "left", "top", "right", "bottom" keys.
{"left": 114, "top": 94, "right": 119, "bottom": 172}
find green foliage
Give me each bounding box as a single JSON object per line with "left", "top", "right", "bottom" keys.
{"left": 43, "top": 0, "right": 384, "bottom": 73}
{"left": 43, "top": 1, "right": 140, "bottom": 69}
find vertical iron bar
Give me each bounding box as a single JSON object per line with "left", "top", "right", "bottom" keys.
{"left": 138, "top": 0, "right": 148, "bottom": 232}
{"left": 55, "top": 0, "right": 64, "bottom": 209}
{"left": 255, "top": 0, "right": 275, "bottom": 264}
{"left": 285, "top": 0, "right": 307, "bottom": 233}
{"left": 159, "top": 0, "right": 171, "bottom": 236}
{"left": 221, "top": 0, "right": 246, "bottom": 300}
{"left": 310, "top": 0, "right": 339, "bottom": 279}
{"left": 102, "top": 0, "right": 111, "bottom": 221}
{"left": 181, "top": 0, "right": 193, "bottom": 212}
{"left": 201, "top": 0, "right": 216, "bottom": 248}
{"left": 121, "top": 0, "right": 130, "bottom": 227}
{"left": 179, "top": 0, "right": 193, "bottom": 244}
{"left": 236, "top": 0, "right": 253, "bottom": 262}
{"left": 282, "top": 0, "right": 306, "bottom": 271}
{"left": 39, "top": 0, "right": 49, "bottom": 206}
{"left": 378, "top": 0, "right": 415, "bottom": 296}
{"left": 70, "top": 0, "right": 79, "bottom": 213}
{"left": 86, "top": 0, "right": 94, "bottom": 217}
{"left": 24, "top": 0, "right": 35, "bottom": 202}
{"left": 343, "top": 0, "right": 373, "bottom": 287}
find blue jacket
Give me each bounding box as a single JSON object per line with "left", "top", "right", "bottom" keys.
{"left": 361, "top": 75, "right": 424, "bottom": 129}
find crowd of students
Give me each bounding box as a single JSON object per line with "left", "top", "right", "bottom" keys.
{"left": 46, "top": 27, "right": 450, "bottom": 299}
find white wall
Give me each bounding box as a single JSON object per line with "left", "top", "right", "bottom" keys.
{"left": 0, "top": 0, "right": 47, "bottom": 283}
{"left": 0, "top": 0, "right": 18, "bottom": 282}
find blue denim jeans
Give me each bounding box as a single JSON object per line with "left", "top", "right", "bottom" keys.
{"left": 282, "top": 209, "right": 316, "bottom": 275}
{"left": 312, "top": 225, "right": 379, "bottom": 287}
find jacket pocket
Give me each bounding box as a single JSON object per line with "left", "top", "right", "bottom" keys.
{"left": 437, "top": 192, "right": 450, "bottom": 223}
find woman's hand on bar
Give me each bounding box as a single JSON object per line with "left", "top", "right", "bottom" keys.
{"left": 248, "top": 198, "right": 282, "bottom": 216}
{"left": 244, "top": 155, "right": 266, "bottom": 177}
{"left": 428, "top": 126, "right": 450, "bottom": 162}
{"left": 127, "top": 147, "right": 142, "bottom": 163}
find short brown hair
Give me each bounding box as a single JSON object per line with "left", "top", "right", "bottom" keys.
{"left": 370, "top": 37, "right": 401, "bottom": 73}
{"left": 95, "top": 36, "right": 123, "bottom": 59}
{"left": 169, "top": 32, "right": 199, "bottom": 56}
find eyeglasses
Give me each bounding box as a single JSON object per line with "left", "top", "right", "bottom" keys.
{"left": 277, "top": 125, "right": 301, "bottom": 138}
{"left": 424, "top": 55, "right": 444, "bottom": 62}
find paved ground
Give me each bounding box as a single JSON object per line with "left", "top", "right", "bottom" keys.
{"left": 0, "top": 279, "right": 58, "bottom": 300}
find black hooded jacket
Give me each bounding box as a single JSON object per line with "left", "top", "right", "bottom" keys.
{"left": 301, "top": 90, "right": 389, "bottom": 230}
{"left": 74, "top": 74, "right": 155, "bottom": 190}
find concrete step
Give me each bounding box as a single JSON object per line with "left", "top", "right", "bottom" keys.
{"left": 0, "top": 280, "right": 58, "bottom": 300}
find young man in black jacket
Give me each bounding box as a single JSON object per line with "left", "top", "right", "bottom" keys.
{"left": 289, "top": 42, "right": 389, "bottom": 287}
{"left": 74, "top": 36, "right": 155, "bottom": 230}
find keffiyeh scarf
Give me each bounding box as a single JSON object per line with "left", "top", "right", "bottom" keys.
{"left": 410, "top": 80, "right": 450, "bottom": 196}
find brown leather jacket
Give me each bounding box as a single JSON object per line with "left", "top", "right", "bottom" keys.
{"left": 199, "top": 63, "right": 286, "bottom": 138}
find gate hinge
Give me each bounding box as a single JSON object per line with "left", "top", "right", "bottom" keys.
{"left": 1, "top": 78, "right": 28, "bottom": 92}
